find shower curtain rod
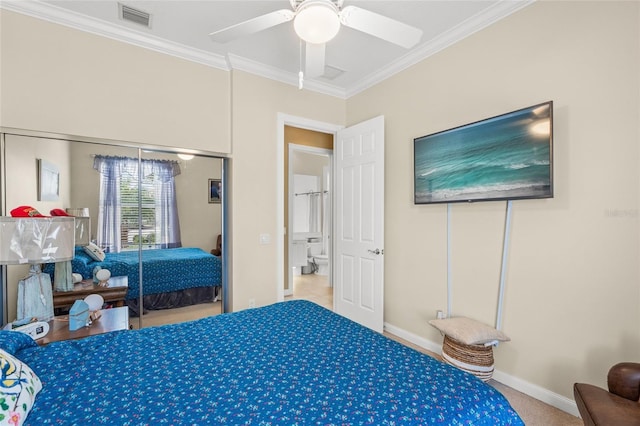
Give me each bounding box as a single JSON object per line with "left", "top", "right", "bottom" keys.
{"left": 294, "top": 190, "right": 328, "bottom": 196}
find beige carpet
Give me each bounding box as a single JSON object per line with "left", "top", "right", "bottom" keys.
{"left": 490, "top": 381, "right": 582, "bottom": 425}
{"left": 129, "top": 301, "right": 222, "bottom": 329}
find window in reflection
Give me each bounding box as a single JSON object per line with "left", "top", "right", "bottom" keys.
{"left": 93, "top": 155, "right": 182, "bottom": 252}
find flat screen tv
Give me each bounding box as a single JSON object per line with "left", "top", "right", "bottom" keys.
{"left": 414, "top": 101, "right": 553, "bottom": 204}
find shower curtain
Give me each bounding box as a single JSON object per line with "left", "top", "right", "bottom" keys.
{"left": 308, "top": 193, "right": 321, "bottom": 233}
{"left": 322, "top": 191, "right": 329, "bottom": 254}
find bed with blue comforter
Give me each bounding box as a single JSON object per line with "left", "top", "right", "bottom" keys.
{"left": 1, "top": 300, "right": 524, "bottom": 425}
{"left": 47, "top": 247, "right": 222, "bottom": 312}
{"left": 71, "top": 247, "right": 221, "bottom": 300}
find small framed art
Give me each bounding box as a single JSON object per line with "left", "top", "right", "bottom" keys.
{"left": 208, "top": 179, "right": 221, "bottom": 204}
{"left": 38, "top": 159, "right": 60, "bottom": 201}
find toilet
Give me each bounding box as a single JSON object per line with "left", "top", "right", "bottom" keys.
{"left": 307, "top": 238, "right": 329, "bottom": 276}
{"left": 312, "top": 254, "right": 329, "bottom": 275}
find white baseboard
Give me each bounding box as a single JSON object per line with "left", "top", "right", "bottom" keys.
{"left": 383, "top": 321, "right": 579, "bottom": 418}
{"left": 491, "top": 370, "right": 579, "bottom": 417}
{"left": 384, "top": 322, "right": 443, "bottom": 355}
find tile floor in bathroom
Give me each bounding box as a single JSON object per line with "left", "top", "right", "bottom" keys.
{"left": 287, "top": 272, "right": 333, "bottom": 310}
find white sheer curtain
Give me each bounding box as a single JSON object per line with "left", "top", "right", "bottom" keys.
{"left": 322, "top": 191, "right": 329, "bottom": 254}
{"left": 142, "top": 159, "right": 182, "bottom": 249}
{"left": 94, "top": 155, "right": 182, "bottom": 252}
{"left": 93, "top": 156, "right": 127, "bottom": 253}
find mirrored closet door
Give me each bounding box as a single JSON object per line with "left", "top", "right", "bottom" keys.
{"left": 2, "top": 133, "right": 224, "bottom": 329}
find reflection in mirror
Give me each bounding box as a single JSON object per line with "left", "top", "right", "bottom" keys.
{"left": 135, "top": 149, "right": 223, "bottom": 327}
{"left": 3, "top": 134, "right": 222, "bottom": 330}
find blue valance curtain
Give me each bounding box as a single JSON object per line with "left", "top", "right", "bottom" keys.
{"left": 93, "top": 155, "right": 182, "bottom": 253}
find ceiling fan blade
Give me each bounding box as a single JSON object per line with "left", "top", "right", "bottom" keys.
{"left": 209, "top": 9, "right": 294, "bottom": 43}
{"left": 339, "top": 6, "right": 423, "bottom": 49}
{"left": 305, "top": 42, "right": 326, "bottom": 78}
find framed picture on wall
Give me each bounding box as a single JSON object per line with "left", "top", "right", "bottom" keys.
{"left": 38, "top": 159, "right": 60, "bottom": 201}
{"left": 208, "top": 179, "right": 221, "bottom": 204}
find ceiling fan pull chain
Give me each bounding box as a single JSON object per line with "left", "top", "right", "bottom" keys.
{"left": 298, "top": 39, "right": 304, "bottom": 90}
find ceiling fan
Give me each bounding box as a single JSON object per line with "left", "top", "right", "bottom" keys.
{"left": 209, "top": 0, "right": 423, "bottom": 79}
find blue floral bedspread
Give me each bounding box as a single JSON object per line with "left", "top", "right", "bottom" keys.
{"left": 47, "top": 247, "right": 221, "bottom": 300}
{"left": 6, "top": 301, "right": 524, "bottom": 425}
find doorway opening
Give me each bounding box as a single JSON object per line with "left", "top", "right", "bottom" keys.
{"left": 287, "top": 144, "right": 332, "bottom": 310}
{"left": 277, "top": 114, "right": 342, "bottom": 309}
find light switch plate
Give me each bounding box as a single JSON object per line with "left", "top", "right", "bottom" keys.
{"left": 259, "top": 233, "right": 271, "bottom": 245}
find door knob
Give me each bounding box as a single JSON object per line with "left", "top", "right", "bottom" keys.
{"left": 368, "top": 248, "right": 382, "bottom": 255}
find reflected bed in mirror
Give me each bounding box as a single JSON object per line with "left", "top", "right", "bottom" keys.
{"left": 44, "top": 247, "right": 221, "bottom": 316}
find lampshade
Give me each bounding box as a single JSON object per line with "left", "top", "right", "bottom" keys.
{"left": 294, "top": 0, "right": 340, "bottom": 44}
{"left": 0, "top": 216, "right": 75, "bottom": 322}
{"left": 74, "top": 216, "right": 91, "bottom": 247}
{"left": 66, "top": 207, "right": 89, "bottom": 217}
{"left": 64, "top": 208, "right": 91, "bottom": 247}
{"left": 0, "top": 217, "right": 75, "bottom": 265}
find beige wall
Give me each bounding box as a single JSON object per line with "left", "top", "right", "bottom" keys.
{"left": 3, "top": 134, "right": 71, "bottom": 322}
{"left": 347, "top": 0, "right": 640, "bottom": 400}
{"left": 0, "top": 10, "right": 230, "bottom": 152}
{"left": 230, "top": 71, "right": 345, "bottom": 310}
{"left": 172, "top": 155, "right": 223, "bottom": 250}
{"left": 0, "top": 8, "right": 346, "bottom": 315}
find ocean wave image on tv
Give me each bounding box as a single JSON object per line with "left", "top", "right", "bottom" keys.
{"left": 414, "top": 102, "right": 553, "bottom": 204}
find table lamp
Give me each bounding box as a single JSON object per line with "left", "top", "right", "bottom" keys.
{"left": 51, "top": 208, "right": 91, "bottom": 292}
{"left": 0, "top": 216, "right": 75, "bottom": 322}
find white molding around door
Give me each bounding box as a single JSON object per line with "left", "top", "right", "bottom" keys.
{"left": 276, "top": 114, "right": 343, "bottom": 303}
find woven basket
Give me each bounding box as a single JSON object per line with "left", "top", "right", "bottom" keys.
{"left": 442, "top": 335, "right": 494, "bottom": 382}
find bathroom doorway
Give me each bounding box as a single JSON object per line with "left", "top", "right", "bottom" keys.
{"left": 284, "top": 126, "right": 333, "bottom": 308}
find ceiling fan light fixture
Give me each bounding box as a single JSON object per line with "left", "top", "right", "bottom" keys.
{"left": 294, "top": 0, "right": 340, "bottom": 44}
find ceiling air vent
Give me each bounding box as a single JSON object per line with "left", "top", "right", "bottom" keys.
{"left": 322, "top": 65, "right": 345, "bottom": 80}
{"left": 119, "top": 3, "right": 152, "bottom": 28}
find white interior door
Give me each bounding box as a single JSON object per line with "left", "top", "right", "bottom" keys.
{"left": 334, "top": 116, "right": 384, "bottom": 332}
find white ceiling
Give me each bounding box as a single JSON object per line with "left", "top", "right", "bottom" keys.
{"left": 2, "top": 0, "right": 533, "bottom": 98}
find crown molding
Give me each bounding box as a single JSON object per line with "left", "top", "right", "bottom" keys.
{"left": 1, "top": 0, "right": 533, "bottom": 100}
{"left": 0, "top": 0, "right": 230, "bottom": 70}
{"left": 346, "top": 0, "right": 535, "bottom": 98}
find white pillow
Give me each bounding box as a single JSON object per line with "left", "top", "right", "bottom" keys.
{"left": 428, "top": 316, "right": 510, "bottom": 345}
{"left": 0, "top": 348, "right": 42, "bottom": 426}
{"left": 82, "top": 242, "right": 105, "bottom": 262}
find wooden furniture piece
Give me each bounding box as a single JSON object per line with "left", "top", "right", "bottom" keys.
{"left": 38, "top": 306, "right": 130, "bottom": 345}
{"left": 574, "top": 362, "right": 640, "bottom": 426}
{"left": 52, "top": 276, "right": 128, "bottom": 310}
{"left": 210, "top": 234, "right": 222, "bottom": 256}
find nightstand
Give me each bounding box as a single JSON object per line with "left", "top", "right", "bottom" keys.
{"left": 53, "top": 276, "right": 128, "bottom": 310}
{"left": 38, "top": 306, "right": 130, "bottom": 345}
